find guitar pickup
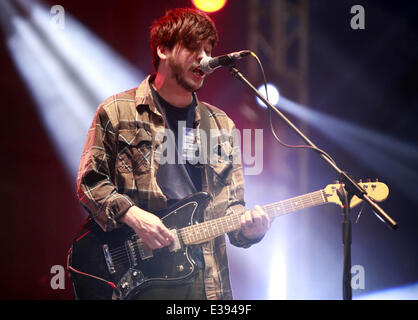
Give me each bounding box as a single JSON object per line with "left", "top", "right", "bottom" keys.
{"left": 137, "top": 239, "right": 153, "bottom": 260}
{"left": 168, "top": 229, "right": 182, "bottom": 252}
{"left": 126, "top": 240, "right": 138, "bottom": 267}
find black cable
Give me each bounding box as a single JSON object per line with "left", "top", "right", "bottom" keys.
{"left": 249, "top": 51, "right": 337, "bottom": 165}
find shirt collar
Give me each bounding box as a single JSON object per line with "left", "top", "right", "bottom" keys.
{"left": 135, "top": 73, "right": 203, "bottom": 126}
{"left": 135, "top": 74, "right": 162, "bottom": 117}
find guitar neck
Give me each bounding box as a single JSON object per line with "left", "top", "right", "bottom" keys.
{"left": 180, "top": 189, "right": 329, "bottom": 245}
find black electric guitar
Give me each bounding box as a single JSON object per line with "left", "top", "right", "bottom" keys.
{"left": 67, "top": 181, "right": 389, "bottom": 300}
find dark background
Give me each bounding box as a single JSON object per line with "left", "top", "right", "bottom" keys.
{"left": 1, "top": 0, "right": 417, "bottom": 299}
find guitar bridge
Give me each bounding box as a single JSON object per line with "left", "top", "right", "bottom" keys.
{"left": 102, "top": 244, "right": 116, "bottom": 274}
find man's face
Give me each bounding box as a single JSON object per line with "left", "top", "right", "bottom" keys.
{"left": 166, "top": 39, "right": 213, "bottom": 92}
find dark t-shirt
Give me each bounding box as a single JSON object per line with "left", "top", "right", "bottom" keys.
{"left": 151, "top": 85, "right": 204, "bottom": 270}
{"left": 151, "top": 87, "right": 202, "bottom": 205}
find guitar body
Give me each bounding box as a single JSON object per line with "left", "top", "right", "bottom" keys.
{"left": 68, "top": 192, "right": 211, "bottom": 300}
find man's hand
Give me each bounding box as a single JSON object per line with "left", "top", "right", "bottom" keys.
{"left": 240, "top": 205, "right": 271, "bottom": 240}
{"left": 120, "top": 206, "right": 174, "bottom": 250}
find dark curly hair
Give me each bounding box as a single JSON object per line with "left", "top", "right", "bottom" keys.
{"left": 150, "top": 8, "right": 219, "bottom": 71}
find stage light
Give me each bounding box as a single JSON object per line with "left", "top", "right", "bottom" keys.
{"left": 0, "top": 0, "right": 144, "bottom": 176}
{"left": 268, "top": 245, "right": 287, "bottom": 299}
{"left": 256, "top": 83, "right": 280, "bottom": 108}
{"left": 355, "top": 282, "right": 418, "bottom": 300}
{"left": 276, "top": 96, "right": 418, "bottom": 204}
{"left": 192, "top": 0, "right": 227, "bottom": 13}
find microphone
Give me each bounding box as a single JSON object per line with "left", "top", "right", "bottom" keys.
{"left": 200, "top": 50, "right": 251, "bottom": 74}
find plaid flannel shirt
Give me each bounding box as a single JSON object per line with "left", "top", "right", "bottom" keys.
{"left": 76, "top": 75, "right": 262, "bottom": 300}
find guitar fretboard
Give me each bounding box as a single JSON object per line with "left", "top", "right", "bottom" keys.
{"left": 179, "top": 189, "right": 328, "bottom": 245}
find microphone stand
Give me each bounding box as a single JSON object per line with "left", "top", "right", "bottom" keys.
{"left": 337, "top": 183, "right": 354, "bottom": 300}
{"left": 228, "top": 65, "right": 398, "bottom": 300}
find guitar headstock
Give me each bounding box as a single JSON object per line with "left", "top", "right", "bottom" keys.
{"left": 324, "top": 180, "right": 389, "bottom": 208}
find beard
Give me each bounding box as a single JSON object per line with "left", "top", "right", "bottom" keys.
{"left": 168, "top": 56, "right": 204, "bottom": 93}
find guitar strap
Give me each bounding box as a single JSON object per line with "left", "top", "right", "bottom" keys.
{"left": 197, "top": 102, "right": 214, "bottom": 196}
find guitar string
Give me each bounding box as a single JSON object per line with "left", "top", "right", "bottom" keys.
{"left": 261, "top": 196, "right": 325, "bottom": 219}
{"left": 108, "top": 243, "right": 141, "bottom": 260}
{"left": 110, "top": 232, "right": 187, "bottom": 265}
{"left": 181, "top": 192, "right": 325, "bottom": 242}
{"left": 109, "top": 229, "right": 189, "bottom": 265}
{"left": 166, "top": 192, "right": 326, "bottom": 244}
{"left": 107, "top": 192, "right": 328, "bottom": 262}
{"left": 107, "top": 233, "right": 152, "bottom": 255}
{"left": 179, "top": 215, "right": 240, "bottom": 244}
{"left": 108, "top": 225, "right": 206, "bottom": 264}
{"left": 109, "top": 198, "right": 326, "bottom": 266}
{"left": 108, "top": 240, "right": 145, "bottom": 258}
{"left": 109, "top": 233, "right": 180, "bottom": 264}
{"left": 109, "top": 250, "right": 131, "bottom": 260}
{"left": 262, "top": 191, "right": 324, "bottom": 213}
{"left": 108, "top": 195, "right": 325, "bottom": 256}
{"left": 112, "top": 187, "right": 359, "bottom": 267}
{"left": 110, "top": 243, "right": 147, "bottom": 265}
{"left": 108, "top": 232, "right": 185, "bottom": 260}
{"left": 108, "top": 243, "right": 131, "bottom": 255}
{"left": 263, "top": 194, "right": 324, "bottom": 216}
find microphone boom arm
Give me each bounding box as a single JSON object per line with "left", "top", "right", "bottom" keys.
{"left": 228, "top": 65, "right": 397, "bottom": 230}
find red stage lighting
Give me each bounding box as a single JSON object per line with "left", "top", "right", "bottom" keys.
{"left": 192, "top": 0, "right": 228, "bottom": 13}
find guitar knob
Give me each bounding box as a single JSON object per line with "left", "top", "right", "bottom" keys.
{"left": 121, "top": 282, "right": 130, "bottom": 291}
{"left": 375, "top": 178, "right": 379, "bottom": 182}
{"left": 176, "top": 265, "right": 184, "bottom": 272}
{"left": 366, "top": 178, "right": 371, "bottom": 182}
{"left": 358, "top": 179, "right": 363, "bottom": 183}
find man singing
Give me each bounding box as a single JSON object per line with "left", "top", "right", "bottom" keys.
{"left": 76, "top": 7, "right": 271, "bottom": 300}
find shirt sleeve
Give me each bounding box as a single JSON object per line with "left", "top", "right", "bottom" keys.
{"left": 76, "top": 105, "right": 134, "bottom": 231}
{"left": 225, "top": 125, "right": 265, "bottom": 248}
